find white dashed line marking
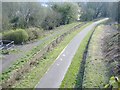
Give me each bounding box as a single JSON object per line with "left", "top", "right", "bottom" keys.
{"left": 60, "top": 58, "right": 62, "bottom": 61}
{"left": 63, "top": 54, "right": 65, "bottom": 57}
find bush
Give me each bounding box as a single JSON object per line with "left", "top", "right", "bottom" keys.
{"left": 3, "top": 29, "right": 28, "bottom": 44}
{"left": 25, "top": 28, "right": 42, "bottom": 41}
{"left": 25, "top": 29, "right": 35, "bottom": 41}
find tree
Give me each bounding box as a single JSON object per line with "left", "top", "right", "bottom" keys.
{"left": 41, "top": 8, "right": 62, "bottom": 30}
{"left": 79, "top": 2, "right": 119, "bottom": 21}
{"left": 107, "top": 2, "right": 118, "bottom": 21}
{"left": 0, "top": 1, "right": 2, "bottom": 32}
{"left": 2, "top": 2, "right": 47, "bottom": 30}
{"left": 52, "top": 2, "right": 79, "bottom": 25}
{"left": 2, "top": 2, "right": 19, "bottom": 30}
{"left": 79, "top": 2, "right": 106, "bottom": 21}
{"left": 118, "top": 1, "right": 120, "bottom": 24}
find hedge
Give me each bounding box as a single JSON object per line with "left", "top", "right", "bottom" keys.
{"left": 3, "top": 29, "right": 28, "bottom": 44}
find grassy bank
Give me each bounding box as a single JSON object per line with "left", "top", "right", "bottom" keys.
{"left": 60, "top": 24, "right": 94, "bottom": 88}
{"left": 82, "top": 25, "right": 109, "bottom": 88}
{"left": 12, "top": 22, "right": 93, "bottom": 88}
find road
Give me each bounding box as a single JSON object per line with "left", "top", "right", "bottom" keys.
{"left": 35, "top": 18, "right": 109, "bottom": 88}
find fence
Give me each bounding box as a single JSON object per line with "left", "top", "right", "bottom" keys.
{"left": 0, "top": 40, "right": 14, "bottom": 50}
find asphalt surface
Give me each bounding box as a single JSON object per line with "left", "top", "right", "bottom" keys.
{"left": 35, "top": 18, "right": 109, "bottom": 88}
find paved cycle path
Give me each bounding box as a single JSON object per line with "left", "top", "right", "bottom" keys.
{"left": 35, "top": 18, "right": 108, "bottom": 88}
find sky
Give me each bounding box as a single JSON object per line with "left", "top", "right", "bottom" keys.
{"left": 1, "top": 0, "right": 119, "bottom": 2}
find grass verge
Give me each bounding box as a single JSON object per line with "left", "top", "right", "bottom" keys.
{"left": 12, "top": 22, "right": 93, "bottom": 88}
{"left": 82, "top": 25, "right": 110, "bottom": 88}
{"left": 60, "top": 24, "right": 94, "bottom": 88}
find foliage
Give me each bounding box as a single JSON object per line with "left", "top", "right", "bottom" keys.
{"left": 105, "top": 76, "right": 120, "bottom": 88}
{"left": 118, "top": 2, "right": 120, "bottom": 23}
{"left": 41, "top": 8, "right": 62, "bottom": 30}
{"left": 52, "top": 3, "right": 79, "bottom": 25}
{"left": 2, "top": 2, "right": 47, "bottom": 30}
{"left": 2, "top": 2, "right": 119, "bottom": 31}
{"left": 2, "top": 2, "right": 79, "bottom": 31}
{"left": 25, "top": 28, "right": 43, "bottom": 41}
{"left": 3, "top": 29, "right": 28, "bottom": 44}
{"left": 1, "top": 50, "right": 9, "bottom": 55}
{"left": 79, "top": 2, "right": 118, "bottom": 21}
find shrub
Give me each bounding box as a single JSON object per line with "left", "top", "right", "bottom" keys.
{"left": 3, "top": 29, "right": 28, "bottom": 44}
{"left": 26, "top": 28, "right": 43, "bottom": 41}
{"left": 25, "top": 29, "right": 35, "bottom": 41}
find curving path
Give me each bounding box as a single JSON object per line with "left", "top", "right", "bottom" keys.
{"left": 35, "top": 18, "right": 109, "bottom": 88}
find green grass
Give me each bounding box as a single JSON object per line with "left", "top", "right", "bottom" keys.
{"left": 82, "top": 25, "right": 109, "bottom": 88}
{"left": 0, "top": 22, "right": 82, "bottom": 83}
{"left": 60, "top": 25, "right": 94, "bottom": 88}
{"left": 105, "top": 76, "right": 120, "bottom": 88}
{"left": 0, "top": 49, "right": 21, "bottom": 55}
{"left": 12, "top": 22, "right": 93, "bottom": 88}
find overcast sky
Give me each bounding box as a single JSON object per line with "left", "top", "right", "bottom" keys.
{"left": 2, "top": 0, "right": 119, "bottom": 2}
